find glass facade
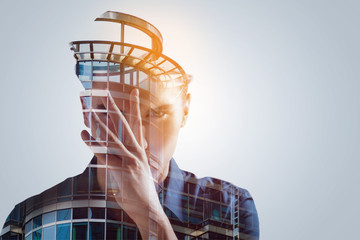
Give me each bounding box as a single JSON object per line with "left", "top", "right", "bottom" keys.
{"left": 56, "top": 223, "right": 70, "bottom": 240}
{"left": 1, "top": 162, "right": 258, "bottom": 239}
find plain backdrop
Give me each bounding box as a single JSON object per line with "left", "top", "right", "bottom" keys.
{"left": 0, "top": 0, "right": 359, "bottom": 239}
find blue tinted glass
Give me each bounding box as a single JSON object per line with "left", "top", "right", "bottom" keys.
{"left": 189, "top": 198, "right": 203, "bottom": 224}
{"left": 25, "top": 220, "right": 33, "bottom": 234}
{"left": 81, "top": 81, "right": 92, "bottom": 89}
{"left": 78, "top": 61, "right": 92, "bottom": 81}
{"left": 81, "top": 96, "right": 91, "bottom": 109}
{"left": 92, "top": 61, "right": 108, "bottom": 82}
{"left": 93, "top": 61, "right": 108, "bottom": 72}
{"left": 57, "top": 209, "right": 71, "bottom": 221}
{"left": 33, "top": 215, "right": 42, "bottom": 229}
{"left": 56, "top": 223, "right": 70, "bottom": 240}
{"left": 189, "top": 215, "right": 202, "bottom": 224}
{"left": 43, "top": 225, "right": 55, "bottom": 240}
{"left": 89, "top": 222, "right": 104, "bottom": 240}
{"left": 211, "top": 203, "right": 220, "bottom": 221}
{"left": 32, "top": 229, "right": 42, "bottom": 240}
{"left": 43, "top": 212, "right": 56, "bottom": 225}
{"left": 221, "top": 205, "right": 231, "bottom": 223}
{"left": 25, "top": 235, "right": 32, "bottom": 240}
{"left": 72, "top": 222, "right": 88, "bottom": 240}
{"left": 109, "top": 63, "right": 120, "bottom": 73}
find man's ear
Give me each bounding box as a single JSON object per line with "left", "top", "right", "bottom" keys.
{"left": 181, "top": 93, "right": 191, "bottom": 128}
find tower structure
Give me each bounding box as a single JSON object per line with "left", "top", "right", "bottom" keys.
{"left": 71, "top": 10, "right": 191, "bottom": 190}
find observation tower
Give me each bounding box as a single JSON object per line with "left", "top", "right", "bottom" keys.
{"left": 70, "top": 11, "right": 191, "bottom": 181}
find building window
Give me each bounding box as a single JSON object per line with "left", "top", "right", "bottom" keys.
{"left": 57, "top": 209, "right": 71, "bottom": 221}
{"left": 33, "top": 215, "right": 42, "bottom": 229}
{"left": 43, "top": 212, "right": 56, "bottom": 225}
{"left": 107, "top": 169, "right": 121, "bottom": 196}
{"left": 73, "top": 208, "right": 88, "bottom": 219}
{"left": 56, "top": 223, "right": 70, "bottom": 240}
{"left": 107, "top": 208, "right": 122, "bottom": 221}
{"left": 89, "top": 222, "right": 105, "bottom": 240}
{"left": 89, "top": 208, "right": 105, "bottom": 219}
{"left": 57, "top": 178, "right": 72, "bottom": 198}
{"left": 32, "top": 229, "right": 42, "bottom": 240}
{"left": 123, "top": 226, "right": 136, "bottom": 239}
{"left": 189, "top": 198, "right": 203, "bottom": 224}
{"left": 106, "top": 223, "right": 121, "bottom": 240}
{"left": 109, "top": 63, "right": 120, "bottom": 83}
{"left": 43, "top": 225, "right": 55, "bottom": 240}
{"left": 211, "top": 203, "right": 221, "bottom": 221}
{"left": 72, "top": 222, "right": 88, "bottom": 240}
{"left": 77, "top": 61, "right": 92, "bottom": 89}
{"left": 25, "top": 220, "right": 33, "bottom": 234}
{"left": 123, "top": 212, "right": 135, "bottom": 224}
{"left": 90, "top": 168, "right": 105, "bottom": 195}
{"left": 93, "top": 61, "right": 108, "bottom": 82}
{"left": 73, "top": 168, "right": 89, "bottom": 195}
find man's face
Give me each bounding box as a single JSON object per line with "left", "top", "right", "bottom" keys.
{"left": 81, "top": 82, "right": 190, "bottom": 181}
{"left": 139, "top": 86, "right": 190, "bottom": 180}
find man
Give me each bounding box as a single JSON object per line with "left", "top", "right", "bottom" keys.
{"left": 1, "top": 12, "right": 259, "bottom": 240}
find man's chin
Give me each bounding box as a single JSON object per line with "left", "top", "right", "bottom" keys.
{"left": 148, "top": 159, "right": 170, "bottom": 184}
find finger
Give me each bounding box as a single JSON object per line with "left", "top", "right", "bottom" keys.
{"left": 102, "top": 96, "right": 127, "bottom": 144}
{"left": 100, "top": 96, "right": 120, "bottom": 138}
{"left": 81, "top": 128, "right": 133, "bottom": 162}
{"left": 81, "top": 129, "right": 105, "bottom": 147}
{"left": 142, "top": 125, "right": 148, "bottom": 149}
{"left": 91, "top": 110, "right": 136, "bottom": 158}
{"left": 81, "top": 129, "right": 107, "bottom": 165}
{"left": 108, "top": 93, "right": 140, "bottom": 148}
{"left": 129, "top": 88, "right": 144, "bottom": 148}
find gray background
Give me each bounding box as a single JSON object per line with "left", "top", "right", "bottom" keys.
{"left": 0, "top": 0, "right": 359, "bottom": 239}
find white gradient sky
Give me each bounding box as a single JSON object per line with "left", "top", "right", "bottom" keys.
{"left": 0, "top": 0, "right": 359, "bottom": 239}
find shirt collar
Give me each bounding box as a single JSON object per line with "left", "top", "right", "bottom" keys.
{"left": 162, "top": 158, "right": 187, "bottom": 222}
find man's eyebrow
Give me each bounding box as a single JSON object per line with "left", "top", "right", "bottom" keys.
{"left": 151, "top": 104, "right": 174, "bottom": 111}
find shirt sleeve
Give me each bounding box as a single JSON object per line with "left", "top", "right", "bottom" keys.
{"left": 238, "top": 191, "right": 260, "bottom": 240}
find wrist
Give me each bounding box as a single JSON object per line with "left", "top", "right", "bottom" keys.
{"left": 136, "top": 205, "right": 176, "bottom": 240}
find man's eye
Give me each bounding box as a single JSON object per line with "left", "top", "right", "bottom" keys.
{"left": 148, "top": 109, "right": 166, "bottom": 118}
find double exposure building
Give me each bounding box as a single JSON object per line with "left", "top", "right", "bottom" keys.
{"left": 1, "top": 157, "right": 256, "bottom": 239}
{"left": 1, "top": 12, "right": 258, "bottom": 240}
